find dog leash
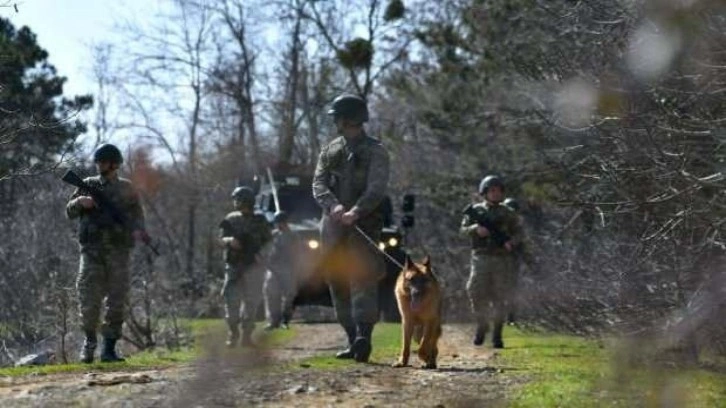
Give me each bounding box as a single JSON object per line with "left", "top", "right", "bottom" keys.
{"left": 354, "top": 225, "right": 406, "bottom": 270}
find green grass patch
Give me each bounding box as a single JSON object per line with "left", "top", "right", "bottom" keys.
{"left": 499, "top": 326, "right": 726, "bottom": 407}
{"left": 0, "top": 319, "right": 297, "bottom": 378}
{"left": 0, "top": 347, "right": 197, "bottom": 377}
{"left": 294, "top": 322, "right": 400, "bottom": 370}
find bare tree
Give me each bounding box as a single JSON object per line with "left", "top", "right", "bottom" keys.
{"left": 302, "top": 0, "right": 411, "bottom": 98}
{"left": 117, "top": 0, "right": 217, "bottom": 290}
{"left": 89, "top": 43, "right": 117, "bottom": 148}
{"left": 277, "top": 0, "right": 304, "bottom": 168}
{"left": 208, "top": 0, "right": 265, "bottom": 178}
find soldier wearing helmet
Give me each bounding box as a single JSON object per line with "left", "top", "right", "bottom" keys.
{"left": 218, "top": 185, "right": 272, "bottom": 347}
{"left": 313, "top": 93, "right": 390, "bottom": 363}
{"left": 460, "top": 174, "right": 522, "bottom": 349}
{"left": 263, "top": 210, "right": 301, "bottom": 330}
{"left": 65, "top": 143, "right": 147, "bottom": 363}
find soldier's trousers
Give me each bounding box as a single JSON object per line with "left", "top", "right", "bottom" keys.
{"left": 466, "top": 252, "right": 517, "bottom": 327}
{"left": 222, "top": 263, "right": 265, "bottom": 332}
{"left": 76, "top": 246, "right": 131, "bottom": 340}
{"left": 263, "top": 269, "right": 296, "bottom": 325}
{"left": 322, "top": 221, "right": 385, "bottom": 329}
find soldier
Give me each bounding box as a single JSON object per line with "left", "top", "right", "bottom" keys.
{"left": 66, "top": 143, "right": 147, "bottom": 363}
{"left": 219, "top": 186, "right": 272, "bottom": 347}
{"left": 263, "top": 211, "right": 300, "bottom": 330}
{"left": 460, "top": 175, "right": 522, "bottom": 348}
{"left": 313, "top": 93, "right": 390, "bottom": 363}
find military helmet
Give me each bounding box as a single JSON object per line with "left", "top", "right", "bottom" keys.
{"left": 231, "top": 186, "right": 255, "bottom": 205}
{"left": 93, "top": 143, "right": 123, "bottom": 164}
{"left": 503, "top": 197, "right": 520, "bottom": 211}
{"left": 273, "top": 211, "right": 289, "bottom": 224}
{"left": 478, "top": 175, "right": 505, "bottom": 195}
{"left": 327, "top": 94, "right": 369, "bottom": 123}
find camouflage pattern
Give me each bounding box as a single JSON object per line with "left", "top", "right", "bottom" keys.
{"left": 66, "top": 175, "right": 145, "bottom": 340}
{"left": 466, "top": 253, "right": 517, "bottom": 325}
{"left": 219, "top": 210, "right": 272, "bottom": 333}
{"left": 76, "top": 248, "right": 131, "bottom": 340}
{"left": 219, "top": 211, "right": 271, "bottom": 267}
{"left": 313, "top": 133, "right": 390, "bottom": 328}
{"left": 263, "top": 270, "right": 295, "bottom": 326}
{"left": 222, "top": 263, "right": 266, "bottom": 333}
{"left": 460, "top": 201, "right": 521, "bottom": 327}
{"left": 264, "top": 229, "right": 301, "bottom": 326}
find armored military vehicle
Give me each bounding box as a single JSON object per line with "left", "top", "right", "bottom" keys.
{"left": 254, "top": 171, "right": 414, "bottom": 322}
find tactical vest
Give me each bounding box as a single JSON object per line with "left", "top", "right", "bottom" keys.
{"left": 220, "top": 212, "right": 268, "bottom": 267}
{"left": 325, "top": 136, "right": 384, "bottom": 228}
{"left": 468, "top": 203, "right": 514, "bottom": 253}
{"left": 77, "top": 177, "right": 134, "bottom": 247}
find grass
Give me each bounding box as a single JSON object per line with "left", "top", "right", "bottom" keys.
{"left": 498, "top": 326, "right": 726, "bottom": 407}
{"left": 4, "top": 319, "right": 726, "bottom": 408}
{"left": 292, "top": 322, "right": 400, "bottom": 370}
{"left": 0, "top": 319, "right": 297, "bottom": 378}
{"left": 0, "top": 348, "right": 198, "bottom": 377}
{"left": 293, "top": 323, "right": 726, "bottom": 407}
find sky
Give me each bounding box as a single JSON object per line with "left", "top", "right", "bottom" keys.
{"left": 1, "top": 0, "right": 199, "bottom": 159}
{"left": 2, "top": 0, "right": 152, "bottom": 98}
{"left": 0, "top": 0, "right": 366, "bottom": 160}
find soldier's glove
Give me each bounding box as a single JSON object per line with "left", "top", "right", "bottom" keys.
{"left": 76, "top": 196, "right": 96, "bottom": 209}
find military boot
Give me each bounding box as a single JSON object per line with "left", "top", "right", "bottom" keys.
{"left": 492, "top": 321, "right": 504, "bottom": 349}
{"left": 100, "top": 338, "right": 125, "bottom": 362}
{"left": 473, "top": 323, "right": 488, "bottom": 346}
{"left": 226, "top": 326, "right": 240, "bottom": 348}
{"left": 79, "top": 332, "right": 97, "bottom": 364}
{"left": 282, "top": 309, "right": 293, "bottom": 329}
{"left": 351, "top": 323, "right": 373, "bottom": 363}
{"left": 240, "top": 329, "right": 256, "bottom": 348}
{"left": 263, "top": 322, "right": 280, "bottom": 332}
{"left": 335, "top": 325, "right": 357, "bottom": 359}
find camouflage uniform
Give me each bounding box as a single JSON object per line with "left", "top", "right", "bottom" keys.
{"left": 219, "top": 210, "right": 272, "bottom": 346}
{"left": 263, "top": 227, "right": 301, "bottom": 328}
{"left": 460, "top": 201, "right": 521, "bottom": 346}
{"left": 313, "top": 132, "right": 390, "bottom": 361}
{"left": 66, "top": 174, "right": 145, "bottom": 361}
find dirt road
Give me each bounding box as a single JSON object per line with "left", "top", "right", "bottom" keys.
{"left": 0, "top": 323, "right": 517, "bottom": 407}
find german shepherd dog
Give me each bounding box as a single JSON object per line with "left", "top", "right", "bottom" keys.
{"left": 392, "top": 256, "right": 442, "bottom": 369}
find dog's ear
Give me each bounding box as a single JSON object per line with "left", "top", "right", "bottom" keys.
{"left": 422, "top": 255, "right": 431, "bottom": 271}
{"left": 403, "top": 255, "right": 411, "bottom": 270}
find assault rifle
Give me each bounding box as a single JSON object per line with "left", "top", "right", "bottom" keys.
{"left": 462, "top": 204, "right": 511, "bottom": 247}
{"left": 61, "top": 170, "right": 160, "bottom": 256}
{"left": 219, "top": 217, "right": 261, "bottom": 266}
